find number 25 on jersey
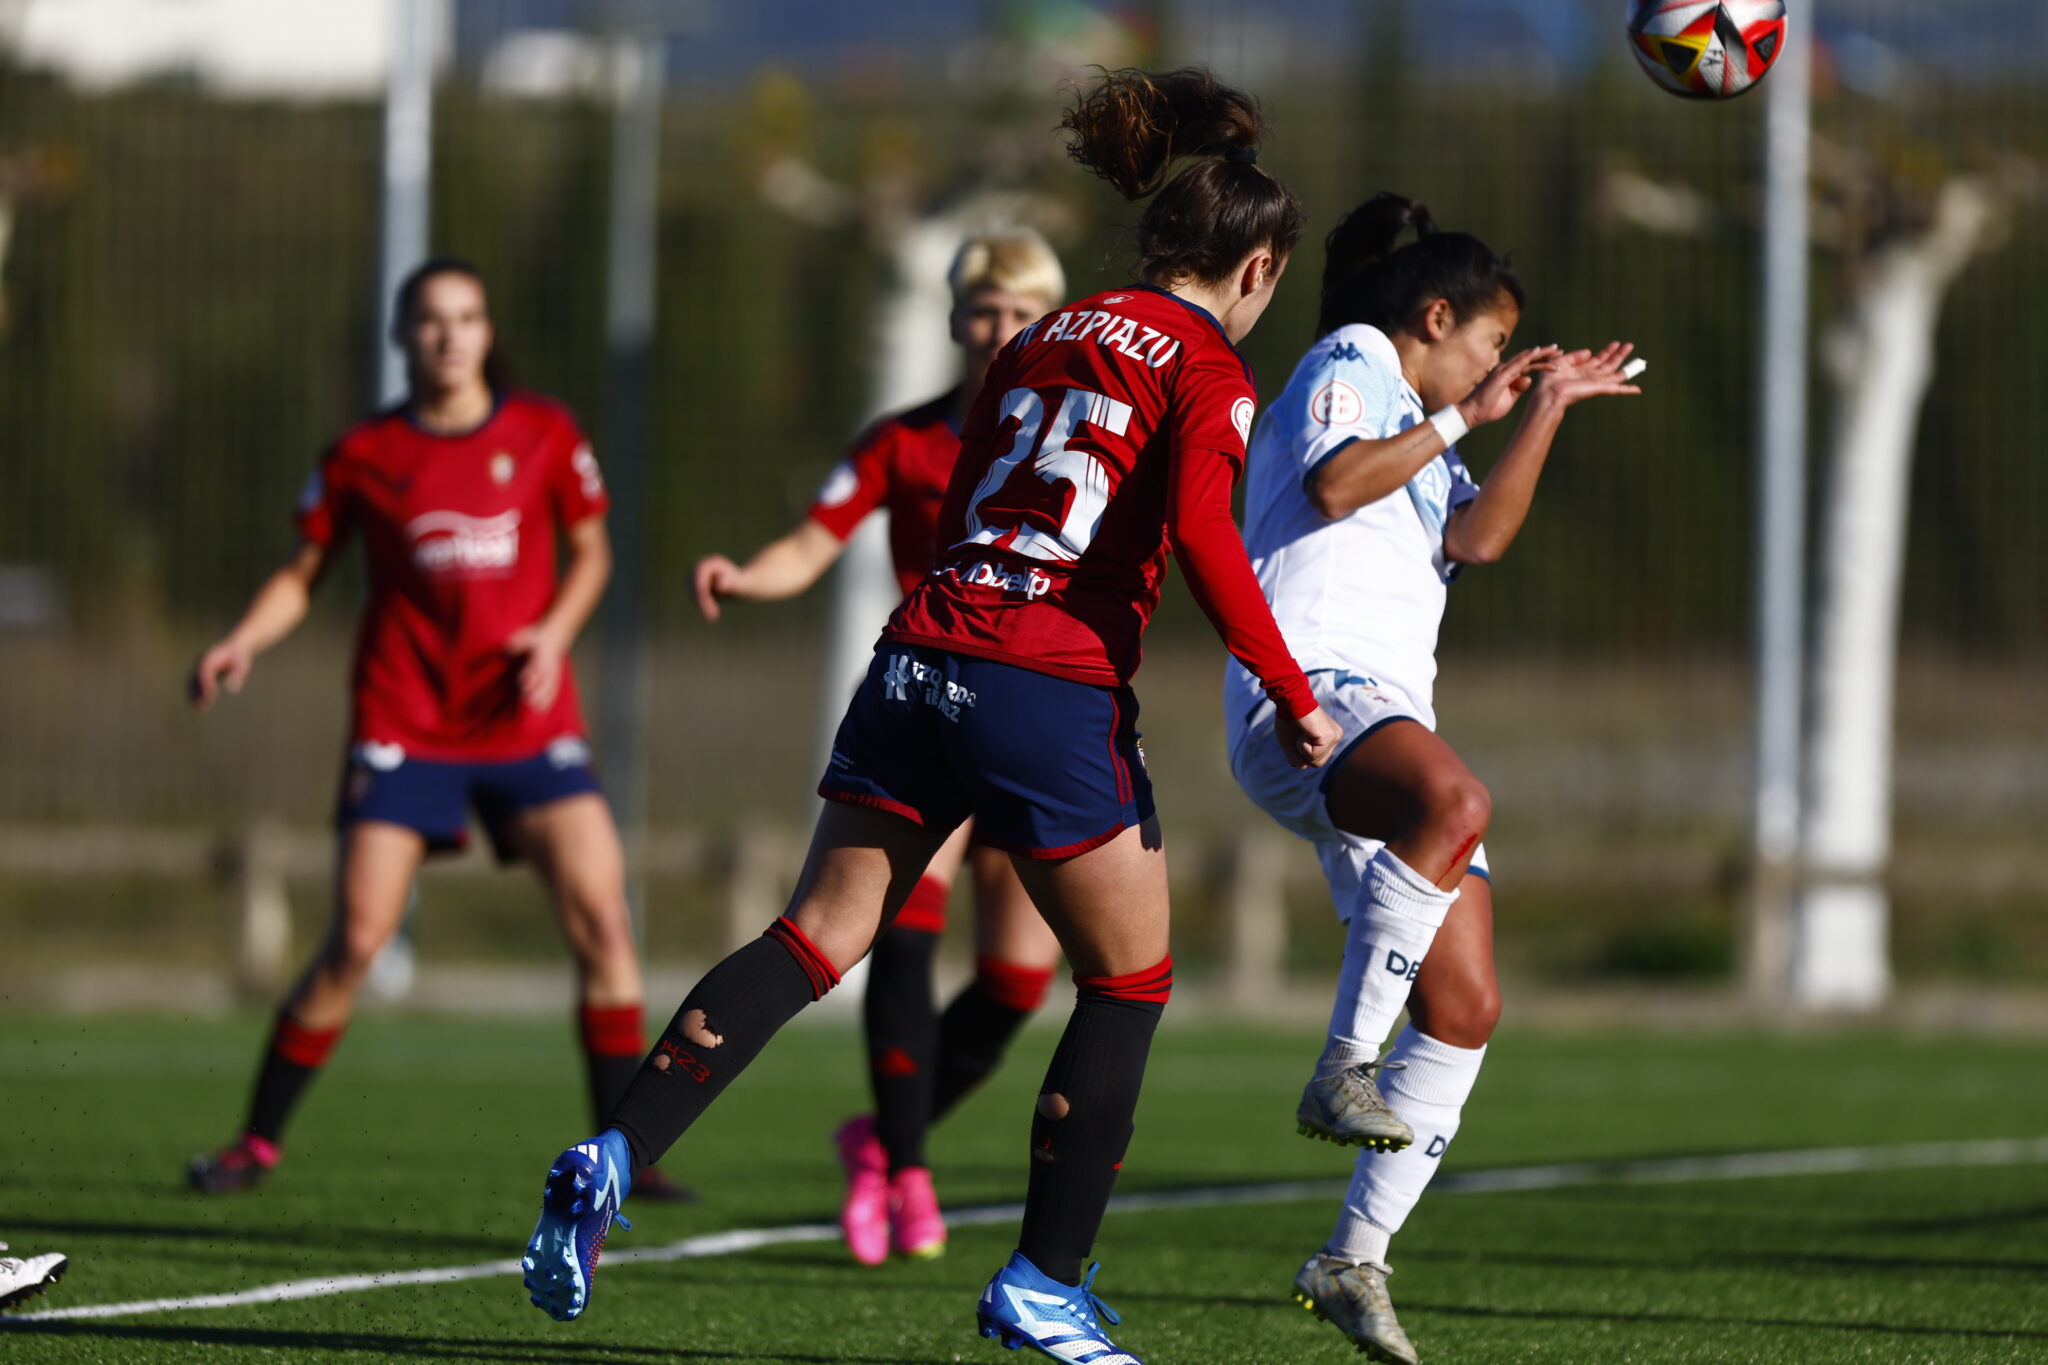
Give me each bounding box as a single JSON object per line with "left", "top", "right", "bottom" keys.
{"left": 958, "top": 386, "right": 1134, "bottom": 564}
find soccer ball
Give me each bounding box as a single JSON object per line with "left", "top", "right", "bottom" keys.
{"left": 1626, "top": 1, "right": 1787, "bottom": 100}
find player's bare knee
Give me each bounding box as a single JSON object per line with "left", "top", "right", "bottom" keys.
{"left": 680, "top": 1008, "right": 723, "bottom": 1048}
{"left": 1419, "top": 774, "right": 1490, "bottom": 849}
{"left": 1414, "top": 981, "right": 1500, "bottom": 1048}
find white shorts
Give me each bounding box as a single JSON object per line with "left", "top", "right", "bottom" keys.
{"left": 1229, "top": 668, "right": 1488, "bottom": 922}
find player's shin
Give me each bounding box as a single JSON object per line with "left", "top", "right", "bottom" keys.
{"left": 1326, "top": 1027, "right": 1487, "bottom": 1266}
{"left": 607, "top": 917, "right": 840, "bottom": 1172}
{"left": 1318, "top": 850, "right": 1456, "bottom": 1077}
{"left": 865, "top": 923, "right": 940, "bottom": 1171}
{"left": 246, "top": 1012, "right": 345, "bottom": 1145}
{"left": 930, "top": 956, "right": 1055, "bottom": 1122}
{"left": 578, "top": 1001, "right": 645, "bottom": 1125}
{"left": 1015, "top": 957, "right": 1171, "bottom": 1286}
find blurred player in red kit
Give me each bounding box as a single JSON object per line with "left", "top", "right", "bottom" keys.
{"left": 692, "top": 229, "right": 1068, "bottom": 1264}
{"left": 187, "top": 259, "right": 688, "bottom": 1201}
{"left": 521, "top": 69, "right": 1341, "bottom": 1364}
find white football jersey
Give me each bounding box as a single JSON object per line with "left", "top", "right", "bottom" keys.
{"left": 1224, "top": 323, "right": 1477, "bottom": 744}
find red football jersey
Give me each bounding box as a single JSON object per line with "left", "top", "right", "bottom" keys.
{"left": 295, "top": 391, "right": 610, "bottom": 761}
{"left": 805, "top": 390, "right": 960, "bottom": 597}
{"left": 884, "top": 287, "right": 1313, "bottom": 718}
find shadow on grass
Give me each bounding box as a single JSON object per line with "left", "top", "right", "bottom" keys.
{"left": 1399, "top": 1300, "right": 2048, "bottom": 1344}
{"left": 0, "top": 1322, "right": 958, "bottom": 1364}
{"left": 0, "top": 1214, "right": 509, "bottom": 1257}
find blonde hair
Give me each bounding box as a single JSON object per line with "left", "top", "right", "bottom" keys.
{"left": 948, "top": 228, "right": 1065, "bottom": 311}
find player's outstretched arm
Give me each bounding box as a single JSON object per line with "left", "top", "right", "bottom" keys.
{"left": 508, "top": 515, "right": 612, "bottom": 713}
{"left": 189, "top": 539, "right": 327, "bottom": 711}
{"left": 1443, "top": 341, "right": 1639, "bottom": 566}
{"left": 692, "top": 520, "right": 845, "bottom": 622}
{"left": 1305, "top": 345, "right": 1559, "bottom": 520}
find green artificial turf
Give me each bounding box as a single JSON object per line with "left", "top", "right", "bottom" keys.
{"left": 2, "top": 1015, "right": 2045, "bottom": 1362}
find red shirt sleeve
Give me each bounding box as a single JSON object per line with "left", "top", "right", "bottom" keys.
{"left": 293, "top": 443, "right": 353, "bottom": 548}
{"left": 547, "top": 417, "right": 611, "bottom": 526}
{"left": 806, "top": 423, "right": 895, "bottom": 541}
{"left": 1167, "top": 443, "right": 1316, "bottom": 721}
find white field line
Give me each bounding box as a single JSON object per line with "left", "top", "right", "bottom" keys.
{"left": 11, "top": 1135, "right": 2048, "bottom": 1324}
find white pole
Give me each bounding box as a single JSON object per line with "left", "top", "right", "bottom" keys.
{"left": 373, "top": 0, "right": 438, "bottom": 407}
{"left": 1743, "top": 0, "right": 1810, "bottom": 1005}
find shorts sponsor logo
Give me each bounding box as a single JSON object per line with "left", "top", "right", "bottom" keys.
{"left": 954, "top": 559, "right": 1054, "bottom": 601}
{"left": 1231, "top": 396, "right": 1256, "bottom": 445}
{"left": 546, "top": 735, "right": 591, "bottom": 770}
{"left": 1384, "top": 948, "right": 1423, "bottom": 981}
{"left": 1310, "top": 379, "right": 1363, "bottom": 426}
{"left": 881, "top": 653, "right": 977, "bottom": 722}
{"left": 406, "top": 509, "right": 521, "bottom": 577}
{"left": 815, "top": 460, "right": 858, "bottom": 508}
{"left": 353, "top": 741, "right": 406, "bottom": 772}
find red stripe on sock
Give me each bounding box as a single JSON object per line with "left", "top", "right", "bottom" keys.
{"left": 1073, "top": 954, "right": 1174, "bottom": 1004}
{"left": 977, "top": 956, "right": 1056, "bottom": 1012}
{"left": 578, "top": 1003, "right": 645, "bottom": 1058}
{"left": 893, "top": 876, "right": 951, "bottom": 934}
{"left": 764, "top": 917, "right": 842, "bottom": 1001}
{"left": 270, "top": 1014, "right": 344, "bottom": 1069}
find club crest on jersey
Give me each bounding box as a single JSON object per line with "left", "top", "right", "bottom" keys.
{"left": 406, "top": 509, "right": 521, "bottom": 577}
{"left": 1311, "top": 379, "right": 1363, "bottom": 426}
{"left": 1231, "top": 397, "right": 1256, "bottom": 446}
{"left": 490, "top": 451, "right": 516, "bottom": 485}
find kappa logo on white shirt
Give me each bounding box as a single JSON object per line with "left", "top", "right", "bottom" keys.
{"left": 1310, "top": 379, "right": 1364, "bottom": 426}
{"left": 1231, "top": 397, "right": 1256, "bottom": 446}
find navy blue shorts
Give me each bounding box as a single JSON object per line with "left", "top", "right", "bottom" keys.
{"left": 337, "top": 736, "right": 603, "bottom": 863}
{"left": 819, "top": 646, "right": 1155, "bottom": 860}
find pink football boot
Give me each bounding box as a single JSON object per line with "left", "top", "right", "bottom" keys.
{"left": 833, "top": 1116, "right": 890, "bottom": 1266}
{"left": 887, "top": 1165, "right": 946, "bottom": 1260}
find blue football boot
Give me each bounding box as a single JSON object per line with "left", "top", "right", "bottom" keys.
{"left": 977, "top": 1251, "right": 1143, "bottom": 1364}
{"left": 522, "top": 1130, "right": 633, "bottom": 1321}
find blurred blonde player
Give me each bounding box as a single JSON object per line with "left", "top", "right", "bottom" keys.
{"left": 1229, "top": 193, "right": 1637, "bottom": 1362}
{"left": 692, "top": 230, "right": 1067, "bottom": 1264}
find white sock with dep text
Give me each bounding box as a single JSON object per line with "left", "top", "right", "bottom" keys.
{"left": 1315, "top": 848, "right": 1457, "bottom": 1079}
{"left": 1325, "top": 1027, "right": 1488, "bottom": 1266}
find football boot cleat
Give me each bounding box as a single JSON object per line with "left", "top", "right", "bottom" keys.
{"left": 834, "top": 1115, "right": 890, "bottom": 1266}
{"left": 887, "top": 1165, "right": 946, "bottom": 1260}
{"left": 1292, "top": 1253, "right": 1420, "bottom": 1364}
{"left": 522, "top": 1129, "right": 632, "bottom": 1322}
{"left": 0, "top": 1244, "right": 69, "bottom": 1312}
{"left": 1296, "top": 1058, "right": 1412, "bottom": 1151}
{"left": 977, "top": 1251, "right": 1141, "bottom": 1364}
{"left": 186, "top": 1133, "right": 279, "bottom": 1195}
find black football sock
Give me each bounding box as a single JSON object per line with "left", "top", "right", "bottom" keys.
{"left": 865, "top": 925, "right": 939, "bottom": 1174}
{"left": 930, "top": 957, "right": 1055, "bottom": 1123}
{"left": 1016, "top": 957, "right": 1172, "bottom": 1286}
{"left": 607, "top": 919, "right": 839, "bottom": 1174}
{"left": 244, "top": 1013, "right": 345, "bottom": 1147}
{"left": 579, "top": 1002, "right": 645, "bottom": 1127}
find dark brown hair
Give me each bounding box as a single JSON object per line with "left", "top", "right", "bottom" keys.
{"left": 392, "top": 256, "right": 518, "bottom": 394}
{"left": 1316, "top": 193, "right": 1524, "bottom": 339}
{"left": 1060, "top": 67, "right": 1305, "bottom": 288}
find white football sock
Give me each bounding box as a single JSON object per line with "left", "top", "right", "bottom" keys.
{"left": 1326, "top": 1027, "right": 1488, "bottom": 1266}
{"left": 1315, "top": 848, "right": 1457, "bottom": 1079}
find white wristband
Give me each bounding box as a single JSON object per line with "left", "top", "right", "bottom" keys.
{"left": 1427, "top": 406, "right": 1469, "bottom": 449}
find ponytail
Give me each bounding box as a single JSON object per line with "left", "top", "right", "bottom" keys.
{"left": 1316, "top": 192, "right": 1524, "bottom": 339}
{"left": 1061, "top": 67, "right": 1305, "bottom": 288}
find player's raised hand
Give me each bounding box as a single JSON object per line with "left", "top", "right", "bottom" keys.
{"left": 506, "top": 624, "right": 566, "bottom": 712}
{"left": 1459, "top": 345, "right": 1562, "bottom": 427}
{"left": 190, "top": 639, "right": 253, "bottom": 711}
{"left": 1532, "top": 342, "right": 1641, "bottom": 407}
{"left": 1277, "top": 704, "right": 1345, "bottom": 770}
{"left": 693, "top": 554, "right": 747, "bottom": 623}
